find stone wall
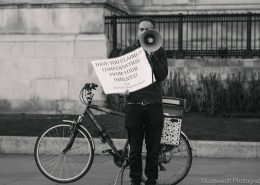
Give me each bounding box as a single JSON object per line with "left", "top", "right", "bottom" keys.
{"left": 0, "top": 34, "right": 108, "bottom": 114}
{"left": 0, "top": 1, "right": 128, "bottom": 114}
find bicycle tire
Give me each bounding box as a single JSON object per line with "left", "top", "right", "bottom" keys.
{"left": 34, "top": 122, "right": 94, "bottom": 183}
{"left": 142, "top": 132, "right": 192, "bottom": 185}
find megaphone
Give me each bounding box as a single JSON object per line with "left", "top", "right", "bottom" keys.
{"left": 139, "top": 29, "right": 162, "bottom": 53}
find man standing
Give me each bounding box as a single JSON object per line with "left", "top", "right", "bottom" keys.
{"left": 120, "top": 17, "right": 168, "bottom": 185}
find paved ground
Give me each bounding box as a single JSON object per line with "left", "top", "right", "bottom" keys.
{"left": 0, "top": 154, "right": 260, "bottom": 185}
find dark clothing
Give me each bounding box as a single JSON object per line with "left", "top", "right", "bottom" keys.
{"left": 125, "top": 104, "right": 164, "bottom": 185}
{"left": 120, "top": 41, "right": 168, "bottom": 185}
{"left": 120, "top": 41, "right": 168, "bottom": 104}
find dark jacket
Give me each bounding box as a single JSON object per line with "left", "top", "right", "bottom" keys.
{"left": 120, "top": 41, "right": 168, "bottom": 104}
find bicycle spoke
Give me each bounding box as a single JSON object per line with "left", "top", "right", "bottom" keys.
{"left": 60, "top": 155, "right": 64, "bottom": 178}
{"left": 40, "top": 153, "right": 61, "bottom": 166}
{"left": 171, "top": 148, "right": 189, "bottom": 154}
{"left": 61, "top": 155, "right": 70, "bottom": 179}
{"left": 66, "top": 155, "right": 77, "bottom": 177}
{"left": 54, "top": 127, "right": 63, "bottom": 151}
{"left": 44, "top": 154, "right": 61, "bottom": 171}
{"left": 46, "top": 131, "right": 63, "bottom": 152}
{"left": 64, "top": 155, "right": 69, "bottom": 179}
{"left": 39, "top": 151, "right": 61, "bottom": 157}
{"left": 51, "top": 155, "right": 63, "bottom": 175}
{"left": 59, "top": 155, "right": 68, "bottom": 178}
{"left": 61, "top": 126, "right": 68, "bottom": 151}
{"left": 69, "top": 143, "right": 87, "bottom": 152}
{"left": 66, "top": 154, "right": 86, "bottom": 170}
{"left": 66, "top": 155, "right": 82, "bottom": 177}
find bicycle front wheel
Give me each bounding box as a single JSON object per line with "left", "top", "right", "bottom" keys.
{"left": 34, "top": 122, "right": 94, "bottom": 183}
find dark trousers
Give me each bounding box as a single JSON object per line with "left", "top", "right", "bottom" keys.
{"left": 125, "top": 104, "right": 164, "bottom": 185}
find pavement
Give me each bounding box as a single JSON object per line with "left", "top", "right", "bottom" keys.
{"left": 0, "top": 154, "right": 260, "bottom": 185}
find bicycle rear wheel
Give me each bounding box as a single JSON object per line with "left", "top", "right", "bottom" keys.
{"left": 34, "top": 122, "right": 94, "bottom": 183}
{"left": 142, "top": 132, "right": 192, "bottom": 185}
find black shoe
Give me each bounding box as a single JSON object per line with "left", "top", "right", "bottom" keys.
{"left": 145, "top": 180, "right": 157, "bottom": 185}
{"left": 131, "top": 180, "right": 141, "bottom": 185}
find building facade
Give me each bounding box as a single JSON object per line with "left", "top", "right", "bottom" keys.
{"left": 0, "top": 0, "right": 260, "bottom": 114}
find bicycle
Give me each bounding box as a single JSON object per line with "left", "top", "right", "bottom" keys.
{"left": 34, "top": 82, "right": 193, "bottom": 185}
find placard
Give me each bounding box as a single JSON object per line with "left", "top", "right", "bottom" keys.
{"left": 91, "top": 47, "right": 154, "bottom": 94}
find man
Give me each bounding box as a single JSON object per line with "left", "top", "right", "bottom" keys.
{"left": 120, "top": 17, "right": 168, "bottom": 185}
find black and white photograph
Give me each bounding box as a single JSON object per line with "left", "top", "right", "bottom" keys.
{"left": 0, "top": 0, "right": 260, "bottom": 185}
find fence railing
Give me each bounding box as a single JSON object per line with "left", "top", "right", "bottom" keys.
{"left": 105, "top": 13, "right": 260, "bottom": 58}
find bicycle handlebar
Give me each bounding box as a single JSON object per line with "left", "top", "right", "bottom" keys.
{"left": 79, "top": 83, "right": 98, "bottom": 105}
{"left": 82, "top": 83, "right": 98, "bottom": 91}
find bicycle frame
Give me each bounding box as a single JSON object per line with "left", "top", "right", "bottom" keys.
{"left": 63, "top": 103, "right": 128, "bottom": 162}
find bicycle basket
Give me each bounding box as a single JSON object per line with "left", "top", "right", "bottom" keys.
{"left": 160, "top": 114, "right": 182, "bottom": 146}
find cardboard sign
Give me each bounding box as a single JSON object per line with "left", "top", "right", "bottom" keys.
{"left": 91, "top": 47, "right": 154, "bottom": 94}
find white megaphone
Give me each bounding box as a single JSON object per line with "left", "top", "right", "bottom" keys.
{"left": 139, "top": 29, "right": 162, "bottom": 53}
